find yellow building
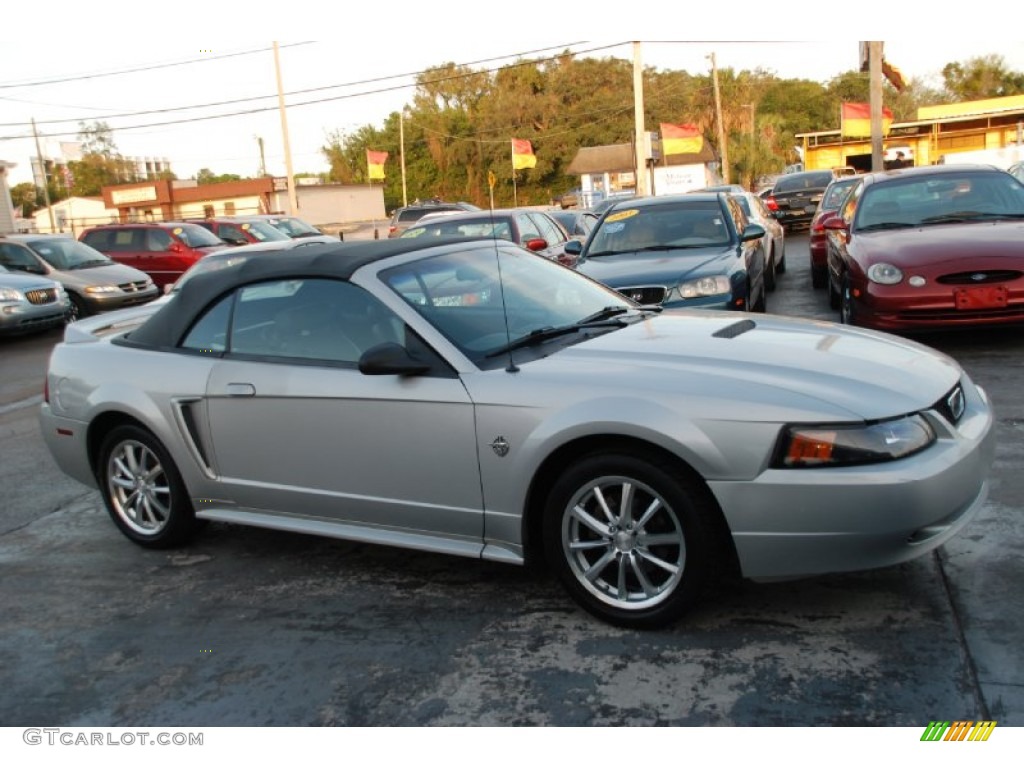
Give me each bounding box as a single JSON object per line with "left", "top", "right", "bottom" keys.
{"left": 798, "top": 95, "right": 1024, "bottom": 172}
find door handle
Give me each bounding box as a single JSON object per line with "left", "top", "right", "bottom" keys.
{"left": 224, "top": 383, "right": 256, "bottom": 397}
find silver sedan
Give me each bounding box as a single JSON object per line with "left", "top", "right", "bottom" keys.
{"left": 39, "top": 238, "right": 995, "bottom": 628}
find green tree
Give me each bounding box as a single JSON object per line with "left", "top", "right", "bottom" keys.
{"left": 942, "top": 55, "right": 1024, "bottom": 100}
{"left": 196, "top": 168, "right": 243, "bottom": 184}
{"left": 10, "top": 182, "right": 40, "bottom": 217}
{"left": 67, "top": 121, "right": 137, "bottom": 196}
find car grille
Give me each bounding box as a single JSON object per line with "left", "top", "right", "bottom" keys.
{"left": 615, "top": 285, "right": 668, "bottom": 305}
{"left": 118, "top": 280, "right": 151, "bottom": 292}
{"left": 937, "top": 270, "right": 1022, "bottom": 285}
{"left": 933, "top": 382, "right": 966, "bottom": 425}
{"left": 25, "top": 288, "right": 57, "bottom": 305}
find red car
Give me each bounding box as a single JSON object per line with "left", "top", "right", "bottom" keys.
{"left": 809, "top": 176, "right": 859, "bottom": 289}
{"left": 824, "top": 164, "right": 1024, "bottom": 331}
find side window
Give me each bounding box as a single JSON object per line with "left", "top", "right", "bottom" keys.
{"left": 147, "top": 229, "right": 173, "bottom": 251}
{"left": 225, "top": 279, "right": 402, "bottom": 365}
{"left": 110, "top": 229, "right": 138, "bottom": 252}
{"left": 82, "top": 231, "right": 109, "bottom": 251}
{"left": 219, "top": 225, "right": 247, "bottom": 244}
{"left": 0, "top": 243, "right": 44, "bottom": 273}
{"left": 515, "top": 213, "right": 541, "bottom": 243}
{"left": 180, "top": 293, "right": 234, "bottom": 354}
{"left": 531, "top": 213, "right": 565, "bottom": 245}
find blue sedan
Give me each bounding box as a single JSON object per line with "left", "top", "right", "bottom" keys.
{"left": 567, "top": 193, "right": 768, "bottom": 312}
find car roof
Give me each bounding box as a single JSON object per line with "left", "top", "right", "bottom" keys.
{"left": 125, "top": 236, "right": 498, "bottom": 349}
{"left": 3, "top": 233, "right": 74, "bottom": 241}
{"left": 863, "top": 163, "right": 1005, "bottom": 186}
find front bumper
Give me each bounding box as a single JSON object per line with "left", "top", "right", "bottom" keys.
{"left": 709, "top": 383, "right": 995, "bottom": 580}
{"left": 0, "top": 302, "right": 68, "bottom": 335}
{"left": 853, "top": 280, "right": 1024, "bottom": 331}
{"left": 83, "top": 288, "right": 160, "bottom": 313}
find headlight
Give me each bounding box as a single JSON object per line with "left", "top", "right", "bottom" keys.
{"left": 678, "top": 275, "right": 731, "bottom": 298}
{"left": 867, "top": 263, "right": 903, "bottom": 285}
{"left": 0, "top": 288, "right": 24, "bottom": 303}
{"left": 774, "top": 414, "right": 935, "bottom": 468}
{"left": 85, "top": 285, "right": 119, "bottom": 294}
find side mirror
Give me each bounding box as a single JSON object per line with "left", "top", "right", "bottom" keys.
{"left": 358, "top": 343, "right": 431, "bottom": 376}
{"left": 564, "top": 239, "right": 583, "bottom": 257}
{"left": 824, "top": 218, "right": 848, "bottom": 232}
{"left": 739, "top": 223, "right": 766, "bottom": 243}
{"left": 524, "top": 237, "right": 549, "bottom": 252}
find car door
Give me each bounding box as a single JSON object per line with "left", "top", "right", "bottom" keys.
{"left": 194, "top": 277, "right": 484, "bottom": 542}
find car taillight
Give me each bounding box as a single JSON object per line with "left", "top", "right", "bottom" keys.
{"left": 765, "top": 196, "right": 778, "bottom": 212}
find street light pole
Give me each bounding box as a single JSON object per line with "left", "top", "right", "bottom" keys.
{"left": 632, "top": 42, "right": 648, "bottom": 197}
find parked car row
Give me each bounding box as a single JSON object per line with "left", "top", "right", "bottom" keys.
{"left": 37, "top": 233, "right": 996, "bottom": 629}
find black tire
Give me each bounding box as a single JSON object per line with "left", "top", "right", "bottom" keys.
{"left": 776, "top": 243, "right": 787, "bottom": 274}
{"left": 764, "top": 248, "right": 777, "bottom": 292}
{"left": 839, "top": 275, "right": 857, "bottom": 325}
{"left": 69, "top": 293, "right": 89, "bottom": 322}
{"left": 811, "top": 265, "right": 827, "bottom": 290}
{"left": 828, "top": 273, "right": 841, "bottom": 309}
{"left": 97, "top": 424, "right": 200, "bottom": 549}
{"left": 542, "top": 452, "right": 716, "bottom": 629}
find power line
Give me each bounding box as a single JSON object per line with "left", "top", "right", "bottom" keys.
{"left": 1, "top": 43, "right": 627, "bottom": 142}
{"left": 0, "top": 43, "right": 315, "bottom": 90}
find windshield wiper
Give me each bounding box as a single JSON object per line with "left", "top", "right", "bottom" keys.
{"left": 920, "top": 211, "right": 1024, "bottom": 224}
{"left": 858, "top": 221, "right": 915, "bottom": 232}
{"left": 71, "top": 259, "right": 112, "bottom": 269}
{"left": 485, "top": 308, "right": 632, "bottom": 358}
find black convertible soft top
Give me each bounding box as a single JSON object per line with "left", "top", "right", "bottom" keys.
{"left": 125, "top": 236, "right": 502, "bottom": 348}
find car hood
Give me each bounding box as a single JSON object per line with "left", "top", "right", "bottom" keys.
{"left": 577, "top": 248, "right": 734, "bottom": 285}
{"left": 853, "top": 220, "right": 1024, "bottom": 269}
{"left": 525, "top": 311, "right": 962, "bottom": 421}
{"left": 60, "top": 263, "right": 152, "bottom": 283}
{"left": 0, "top": 272, "right": 58, "bottom": 292}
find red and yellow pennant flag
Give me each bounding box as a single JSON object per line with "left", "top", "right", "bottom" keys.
{"left": 841, "top": 103, "right": 893, "bottom": 138}
{"left": 367, "top": 149, "right": 388, "bottom": 180}
{"left": 660, "top": 123, "right": 703, "bottom": 155}
{"left": 511, "top": 138, "right": 537, "bottom": 170}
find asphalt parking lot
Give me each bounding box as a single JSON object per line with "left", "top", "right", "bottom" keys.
{"left": 0, "top": 231, "right": 1021, "bottom": 727}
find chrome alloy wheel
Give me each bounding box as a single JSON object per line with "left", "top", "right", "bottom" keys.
{"left": 561, "top": 475, "right": 686, "bottom": 611}
{"left": 106, "top": 439, "right": 173, "bottom": 535}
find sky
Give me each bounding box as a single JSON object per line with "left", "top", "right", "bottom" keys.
{"left": 2, "top": 5, "right": 1023, "bottom": 189}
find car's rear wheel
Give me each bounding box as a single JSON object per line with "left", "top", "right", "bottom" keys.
{"left": 543, "top": 452, "right": 714, "bottom": 629}
{"left": 776, "top": 243, "right": 787, "bottom": 274}
{"left": 811, "top": 265, "right": 827, "bottom": 289}
{"left": 97, "top": 425, "right": 200, "bottom": 548}
{"left": 764, "top": 248, "right": 777, "bottom": 292}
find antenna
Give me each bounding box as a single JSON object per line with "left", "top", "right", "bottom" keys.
{"left": 486, "top": 206, "right": 518, "bottom": 373}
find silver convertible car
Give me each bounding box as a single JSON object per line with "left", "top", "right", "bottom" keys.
{"left": 40, "top": 237, "right": 995, "bottom": 628}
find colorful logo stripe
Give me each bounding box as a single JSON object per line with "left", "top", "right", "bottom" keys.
{"left": 921, "top": 721, "right": 997, "bottom": 741}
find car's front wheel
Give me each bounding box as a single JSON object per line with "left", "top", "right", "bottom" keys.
{"left": 839, "top": 275, "right": 857, "bottom": 325}
{"left": 543, "top": 452, "right": 714, "bottom": 629}
{"left": 97, "top": 424, "right": 200, "bottom": 548}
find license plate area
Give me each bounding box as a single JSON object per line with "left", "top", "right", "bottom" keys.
{"left": 954, "top": 285, "right": 1008, "bottom": 310}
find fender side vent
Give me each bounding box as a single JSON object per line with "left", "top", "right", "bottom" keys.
{"left": 712, "top": 319, "right": 757, "bottom": 339}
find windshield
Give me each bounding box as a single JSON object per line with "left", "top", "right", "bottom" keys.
{"left": 241, "top": 221, "right": 291, "bottom": 242}
{"left": 381, "top": 244, "right": 632, "bottom": 363}
{"left": 401, "top": 217, "right": 512, "bottom": 240}
{"left": 176, "top": 224, "right": 226, "bottom": 248}
{"left": 267, "top": 217, "right": 320, "bottom": 236}
{"left": 854, "top": 171, "right": 1024, "bottom": 231}
{"left": 587, "top": 200, "right": 731, "bottom": 256}
{"left": 823, "top": 179, "right": 859, "bottom": 210}
{"left": 25, "top": 238, "right": 114, "bottom": 270}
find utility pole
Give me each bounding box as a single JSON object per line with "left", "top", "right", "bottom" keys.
{"left": 709, "top": 52, "right": 729, "bottom": 184}
{"left": 868, "top": 41, "right": 885, "bottom": 172}
{"left": 31, "top": 118, "right": 56, "bottom": 233}
{"left": 273, "top": 42, "right": 298, "bottom": 215}
{"left": 632, "top": 42, "right": 648, "bottom": 198}
{"left": 400, "top": 110, "right": 408, "bottom": 208}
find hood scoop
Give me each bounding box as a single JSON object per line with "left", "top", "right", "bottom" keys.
{"left": 712, "top": 318, "right": 757, "bottom": 339}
